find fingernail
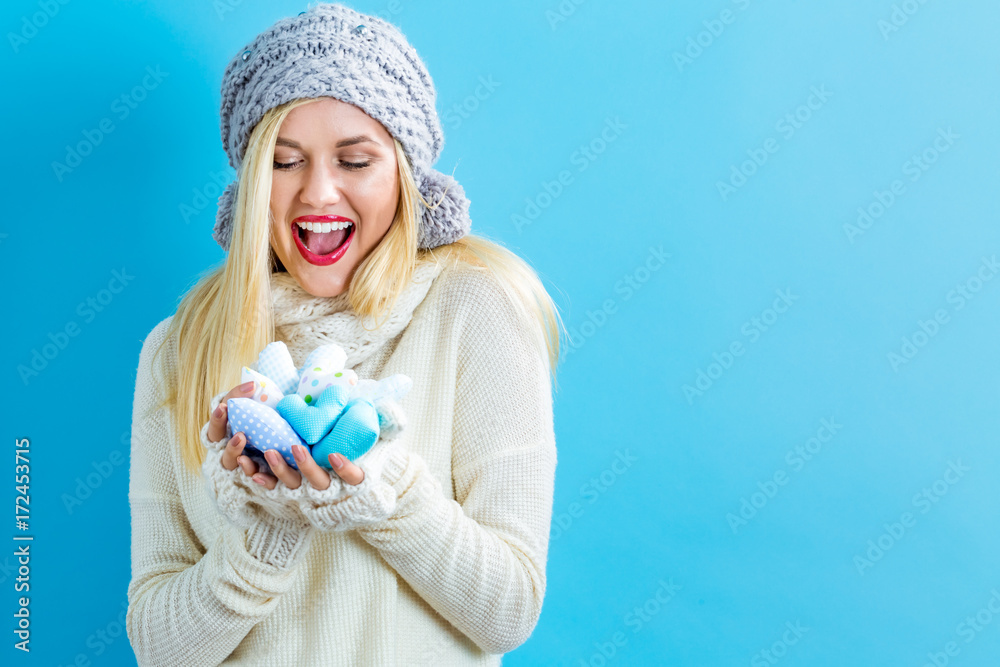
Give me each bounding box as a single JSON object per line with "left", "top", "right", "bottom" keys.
{"left": 240, "top": 380, "right": 255, "bottom": 393}
{"left": 292, "top": 445, "right": 306, "bottom": 462}
{"left": 330, "top": 453, "right": 343, "bottom": 469}
{"left": 229, "top": 433, "right": 242, "bottom": 447}
{"left": 252, "top": 475, "right": 266, "bottom": 485}
{"left": 213, "top": 405, "right": 223, "bottom": 419}
{"left": 265, "top": 450, "right": 280, "bottom": 466}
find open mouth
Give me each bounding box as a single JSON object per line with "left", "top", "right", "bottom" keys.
{"left": 291, "top": 220, "right": 355, "bottom": 266}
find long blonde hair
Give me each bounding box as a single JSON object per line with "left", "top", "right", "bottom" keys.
{"left": 151, "top": 97, "right": 565, "bottom": 474}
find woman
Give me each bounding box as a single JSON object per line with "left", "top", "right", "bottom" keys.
{"left": 125, "top": 4, "right": 563, "bottom": 665}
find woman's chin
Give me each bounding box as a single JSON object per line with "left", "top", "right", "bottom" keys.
{"left": 288, "top": 262, "right": 351, "bottom": 298}
{"left": 273, "top": 235, "right": 359, "bottom": 297}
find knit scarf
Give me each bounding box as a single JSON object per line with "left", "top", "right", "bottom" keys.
{"left": 269, "top": 260, "right": 444, "bottom": 369}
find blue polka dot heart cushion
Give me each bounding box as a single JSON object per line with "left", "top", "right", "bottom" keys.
{"left": 226, "top": 397, "right": 306, "bottom": 470}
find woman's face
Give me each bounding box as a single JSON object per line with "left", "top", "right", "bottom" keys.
{"left": 269, "top": 97, "right": 399, "bottom": 297}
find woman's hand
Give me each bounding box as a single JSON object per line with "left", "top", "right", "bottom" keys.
{"left": 206, "top": 380, "right": 365, "bottom": 490}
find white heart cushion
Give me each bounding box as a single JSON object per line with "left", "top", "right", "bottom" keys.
{"left": 240, "top": 366, "right": 285, "bottom": 408}
{"left": 296, "top": 343, "right": 356, "bottom": 405}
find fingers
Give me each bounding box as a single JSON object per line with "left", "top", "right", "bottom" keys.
{"left": 292, "top": 444, "right": 335, "bottom": 491}
{"left": 330, "top": 452, "right": 365, "bottom": 486}
{"left": 207, "top": 380, "right": 256, "bottom": 442}
{"left": 220, "top": 432, "right": 247, "bottom": 471}
{"left": 259, "top": 449, "right": 302, "bottom": 490}
{"left": 236, "top": 454, "right": 258, "bottom": 477}
{"left": 248, "top": 446, "right": 363, "bottom": 490}
{"left": 207, "top": 402, "right": 230, "bottom": 444}
{"left": 250, "top": 472, "right": 278, "bottom": 489}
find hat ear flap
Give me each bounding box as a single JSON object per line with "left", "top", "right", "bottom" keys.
{"left": 213, "top": 179, "right": 239, "bottom": 252}
{"left": 417, "top": 169, "right": 471, "bottom": 249}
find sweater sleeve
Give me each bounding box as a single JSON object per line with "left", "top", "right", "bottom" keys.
{"left": 126, "top": 317, "right": 313, "bottom": 667}
{"left": 355, "top": 268, "right": 558, "bottom": 655}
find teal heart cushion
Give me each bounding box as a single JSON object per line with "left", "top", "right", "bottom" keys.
{"left": 311, "top": 398, "right": 381, "bottom": 469}
{"left": 275, "top": 384, "right": 351, "bottom": 445}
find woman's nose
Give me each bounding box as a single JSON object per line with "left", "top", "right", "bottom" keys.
{"left": 298, "top": 162, "right": 343, "bottom": 209}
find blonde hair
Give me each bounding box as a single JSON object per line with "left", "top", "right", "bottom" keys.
{"left": 151, "top": 97, "right": 565, "bottom": 474}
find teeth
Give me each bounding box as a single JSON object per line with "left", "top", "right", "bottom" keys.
{"left": 295, "top": 221, "right": 353, "bottom": 232}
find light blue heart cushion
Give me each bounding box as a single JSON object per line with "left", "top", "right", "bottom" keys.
{"left": 254, "top": 341, "right": 299, "bottom": 395}
{"left": 275, "top": 385, "right": 352, "bottom": 444}
{"left": 311, "top": 398, "right": 381, "bottom": 469}
{"left": 227, "top": 397, "right": 306, "bottom": 470}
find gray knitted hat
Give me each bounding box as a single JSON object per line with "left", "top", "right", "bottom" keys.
{"left": 212, "top": 2, "right": 471, "bottom": 251}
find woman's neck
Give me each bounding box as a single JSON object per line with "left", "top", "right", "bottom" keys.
{"left": 268, "top": 260, "right": 445, "bottom": 369}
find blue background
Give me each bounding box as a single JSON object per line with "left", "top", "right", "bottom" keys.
{"left": 3, "top": 0, "right": 999, "bottom": 664}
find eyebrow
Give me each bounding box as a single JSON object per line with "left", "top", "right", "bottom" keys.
{"left": 275, "top": 135, "right": 379, "bottom": 149}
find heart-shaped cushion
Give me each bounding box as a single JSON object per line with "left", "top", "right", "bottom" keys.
{"left": 296, "top": 344, "right": 357, "bottom": 405}
{"left": 240, "top": 366, "right": 285, "bottom": 408}
{"left": 301, "top": 343, "right": 347, "bottom": 376}
{"left": 311, "top": 398, "right": 381, "bottom": 468}
{"left": 255, "top": 341, "right": 299, "bottom": 395}
{"left": 275, "top": 384, "right": 352, "bottom": 445}
{"left": 226, "top": 397, "right": 305, "bottom": 469}
{"left": 296, "top": 367, "right": 358, "bottom": 404}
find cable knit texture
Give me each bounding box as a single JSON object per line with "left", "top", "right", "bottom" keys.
{"left": 200, "top": 416, "right": 316, "bottom": 567}
{"left": 126, "top": 258, "right": 558, "bottom": 666}
{"left": 212, "top": 3, "right": 473, "bottom": 251}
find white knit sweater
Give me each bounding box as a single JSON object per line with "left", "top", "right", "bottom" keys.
{"left": 126, "top": 259, "right": 558, "bottom": 666}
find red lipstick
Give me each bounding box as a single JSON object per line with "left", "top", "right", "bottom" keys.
{"left": 290, "top": 215, "right": 355, "bottom": 266}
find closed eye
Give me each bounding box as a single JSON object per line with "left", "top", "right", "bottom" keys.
{"left": 340, "top": 160, "right": 372, "bottom": 171}
{"left": 273, "top": 160, "right": 373, "bottom": 171}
